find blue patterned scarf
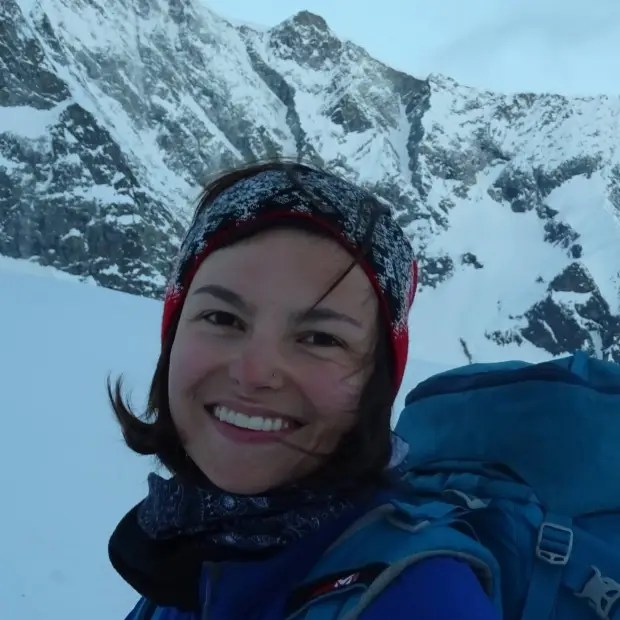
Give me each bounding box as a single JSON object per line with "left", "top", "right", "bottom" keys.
{"left": 137, "top": 436, "right": 408, "bottom": 552}
{"left": 137, "top": 473, "right": 357, "bottom": 552}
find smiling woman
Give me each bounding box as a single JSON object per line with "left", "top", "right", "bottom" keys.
{"left": 169, "top": 228, "right": 380, "bottom": 494}
{"left": 107, "top": 160, "right": 500, "bottom": 620}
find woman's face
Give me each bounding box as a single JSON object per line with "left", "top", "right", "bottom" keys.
{"left": 168, "top": 228, "right": 379, "bottom": 494}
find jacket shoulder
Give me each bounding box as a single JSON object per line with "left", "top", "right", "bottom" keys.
{"left": 124, "top": 597, "right": 159, "bottom": 620}
{"left": 358, "top": 557, "right": 500, "bottom": 619}
{"left": 285, "top": 501, "right": 502, "bottom": 619}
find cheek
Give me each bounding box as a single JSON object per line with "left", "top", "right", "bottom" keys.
{"left": 301, "top": 367, "right": 364, "bottom": 428}
{"left": 168, "top": 333, "right": 217, "bottom": 398}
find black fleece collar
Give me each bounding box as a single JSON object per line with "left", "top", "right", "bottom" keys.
{"left": 108, "top": 503, "right": 274, "bottom": 611}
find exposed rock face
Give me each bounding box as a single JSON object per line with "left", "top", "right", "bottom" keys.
{"left": 2, "top": 0, "right": 619, "bottom": 361}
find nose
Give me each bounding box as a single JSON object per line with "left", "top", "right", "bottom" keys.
{"left": 228, "top": 336, "right": 284, "bottom": 392}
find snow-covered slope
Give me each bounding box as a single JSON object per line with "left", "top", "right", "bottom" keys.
{"left": 0, "top": 257, "right": 451, "bottom": 618}
{"left": 1, "top": 0, "right": 619, "bottom": 362}
{"left": 0, "top": 259, "right": 157, "bottom": 618}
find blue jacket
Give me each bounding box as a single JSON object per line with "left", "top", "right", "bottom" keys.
{"left": 114, "top": 497, "right": 499, "bottom": 620}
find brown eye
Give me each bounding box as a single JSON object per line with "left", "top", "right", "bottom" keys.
{"left": 300, "top": 332, "right": 344, "bottom": 348}
{"left": 201, "top": 311, "right": 244, "bottom": 330}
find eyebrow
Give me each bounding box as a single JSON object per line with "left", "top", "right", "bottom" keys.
{"left": 192, "top": 284, "right": 363, "bottom": 329}
{"left": 192, "top": 285, "right": 252, "bottom": 313}
{"left": 295, "top": 306, "right": 363, "bottom": 329}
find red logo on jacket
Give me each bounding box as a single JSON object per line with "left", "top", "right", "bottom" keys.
{"left": 311, "top": 572, "right": 361, "bottom": 597}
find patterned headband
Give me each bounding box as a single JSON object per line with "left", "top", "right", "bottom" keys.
{"left": 162, "top": 165, "right": 417, "bottom": 393}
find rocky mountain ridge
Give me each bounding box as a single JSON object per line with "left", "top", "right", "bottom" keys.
{"left": 1, "top": 0, "right": 619, "bottom": 362}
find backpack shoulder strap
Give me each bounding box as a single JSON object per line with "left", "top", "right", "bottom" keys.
{"left": 285, "top": 500, "right": 502, "bottom": 620}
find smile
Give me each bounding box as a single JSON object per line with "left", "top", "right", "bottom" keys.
{"left": 206, "top": 405, "right": 301, "bottom": 433}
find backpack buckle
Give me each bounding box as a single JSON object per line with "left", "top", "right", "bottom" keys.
{"left": 536, "top": 522, "right": 574, "bottom": 565}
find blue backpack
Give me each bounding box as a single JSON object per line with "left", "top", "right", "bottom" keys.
{"left": 390, "top": 350, "right": 620, "bottom": 620}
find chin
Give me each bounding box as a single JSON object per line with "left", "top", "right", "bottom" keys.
{"left": 192, "top": 461, "right": 282, "bottom": 495}
{"left": 209, "top": 474, "right": 280, "bottom": 496}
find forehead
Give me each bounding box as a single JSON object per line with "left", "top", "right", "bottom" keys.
{"left": 190, "top": 228, "right": 378, "bottom": 310}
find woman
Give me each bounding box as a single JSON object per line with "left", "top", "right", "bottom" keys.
{"left": 108, "top": 161, "right": 501, "bottom": 619}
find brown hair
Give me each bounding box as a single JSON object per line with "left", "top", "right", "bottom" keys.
{"left": 108, "top": 160, "right": 397, "bottom": 491}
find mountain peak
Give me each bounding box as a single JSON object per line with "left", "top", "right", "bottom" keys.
{"left": 289, "top": 10, "right": 329, "bottom": 31}
{"left": 269, "top": 10, "right": 341, "bottom": 68}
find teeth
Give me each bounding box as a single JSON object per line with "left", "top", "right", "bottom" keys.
{"left": 212, "top": 406, "right": 291, "bottom": 432}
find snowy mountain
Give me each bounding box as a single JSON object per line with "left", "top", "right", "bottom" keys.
{"left": 0, "top": 256, "right": 448, "bottom": 619}
{"left": 2, "top": 0, "right": 619, "bottom": 362}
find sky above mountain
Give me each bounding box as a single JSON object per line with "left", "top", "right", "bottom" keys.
{"left": 207, "top": 0, "right": 620, "bottom": 97}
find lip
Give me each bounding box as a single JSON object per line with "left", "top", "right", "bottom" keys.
{"left": 205, "top": 404, "right": 301, "bottom": 444}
